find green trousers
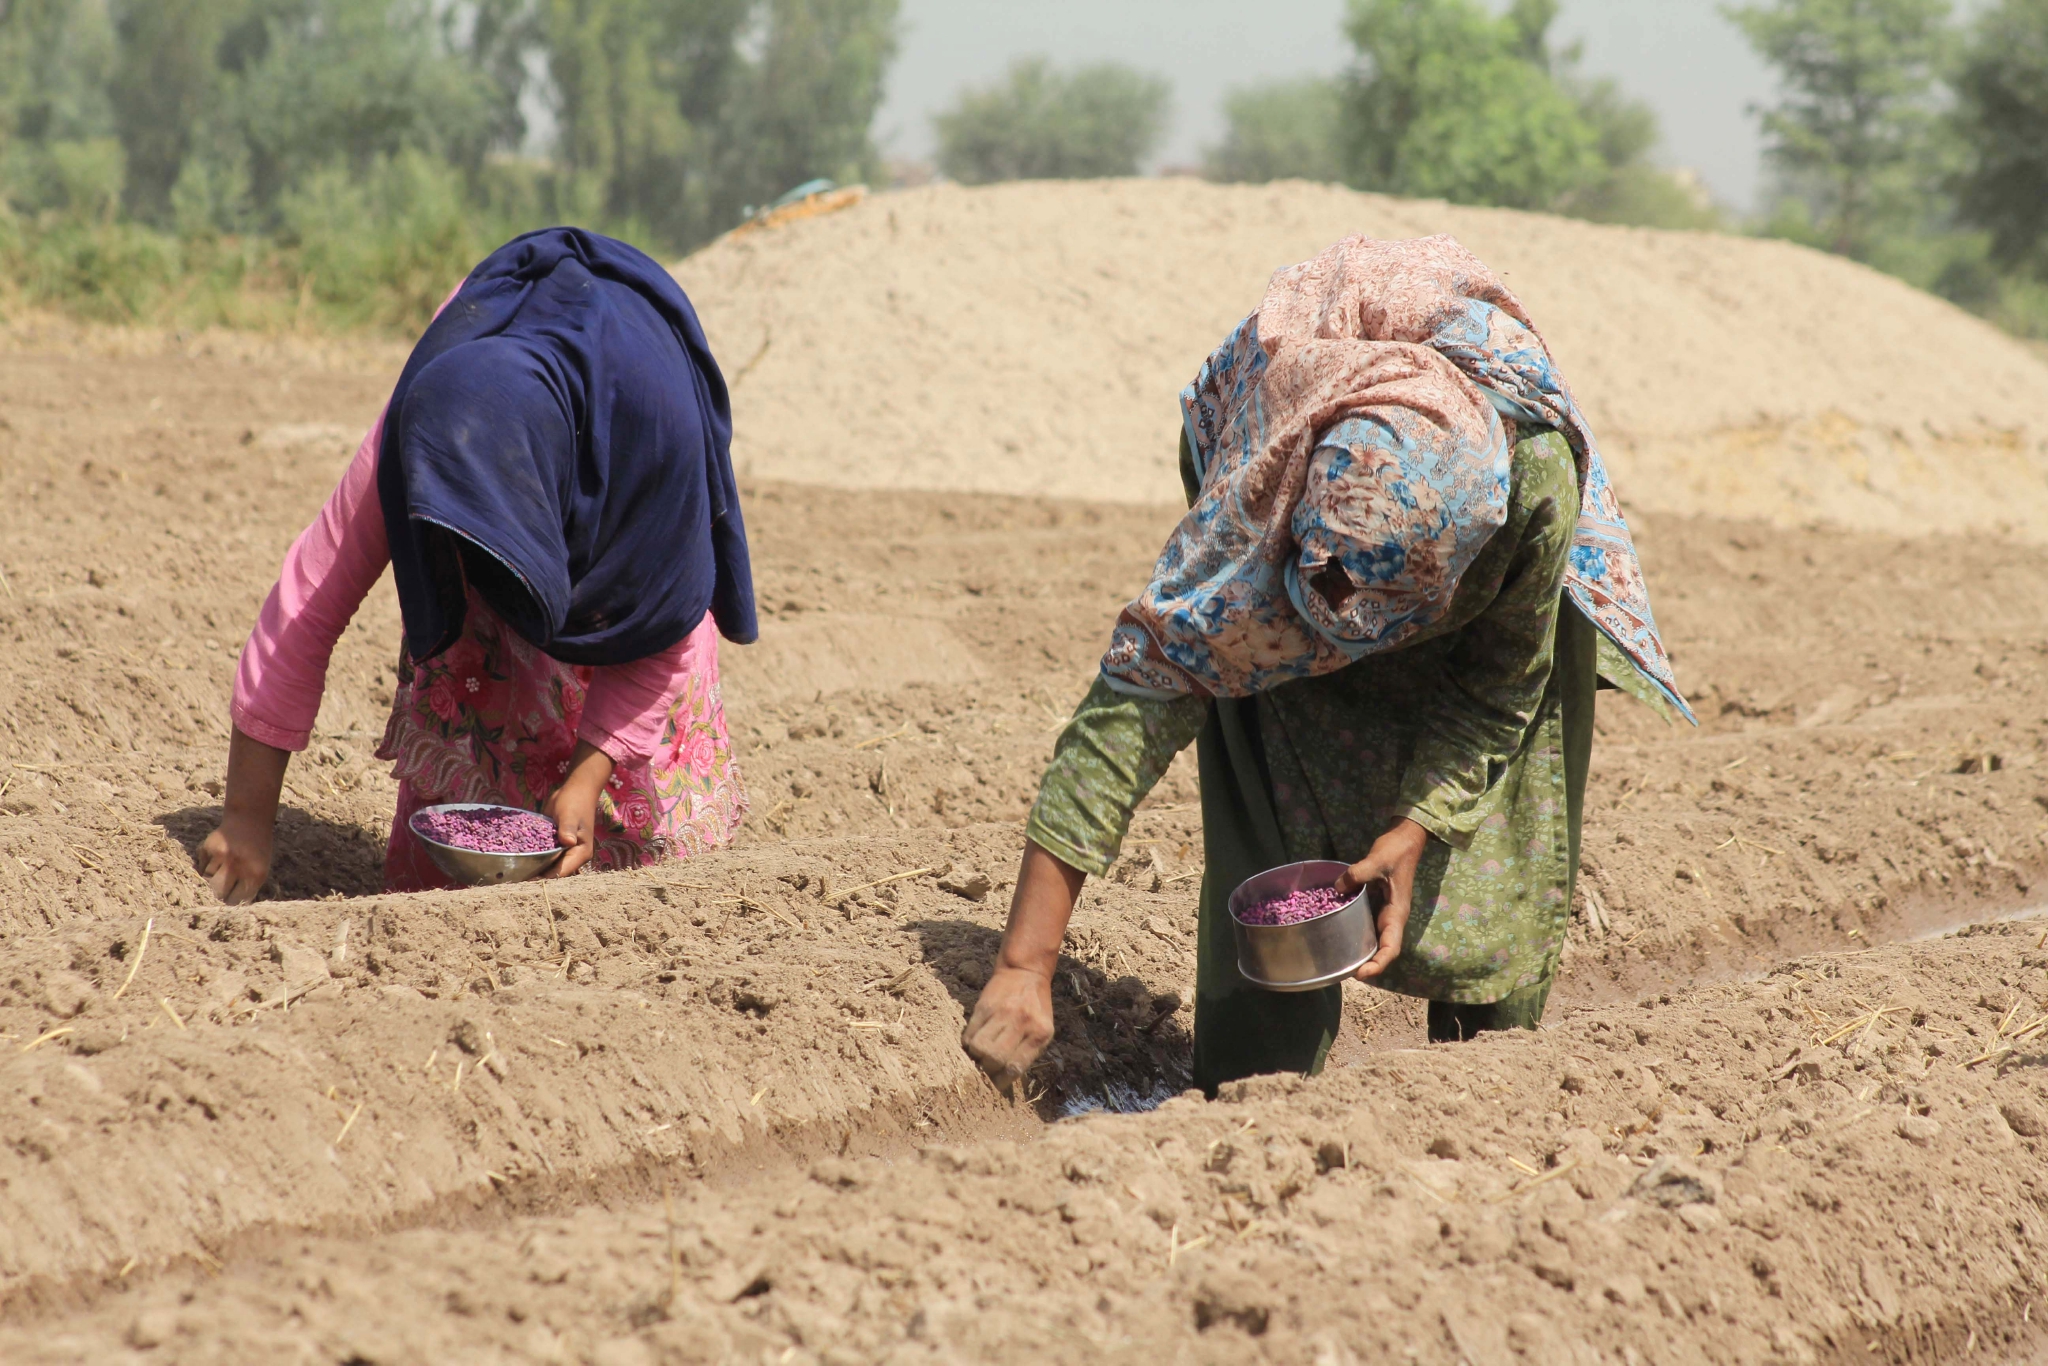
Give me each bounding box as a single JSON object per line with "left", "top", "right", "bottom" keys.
{"left": 1189, "top": 604, "right": 1597, "bottom": 1094}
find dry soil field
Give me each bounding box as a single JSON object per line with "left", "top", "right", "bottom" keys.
{"left": 4, "top": 181, "right": 2048, "bottom": 1364}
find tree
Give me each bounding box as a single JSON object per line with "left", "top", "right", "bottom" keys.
{"left": 0, "top": 0, "right": 123, "bottom": 217}
{"left": 222, "top": 0, "right": 503, "bottom": 218}
{"left": 933, "top": 57, "right": 1170, "bottom": 184}
{"left": 539, "top": 0, "right": 896, "bottom": 247}
{"left": 703, "top": 0, "right": 899, "bottom": 227}
{"left": 541, "top": 0, "right": 752, "bottom": 244}
{"left": 107, "top": 0, "right": 232, "bottom": 221}
{"left": 1208, "top": 2, "right": 1716, "bottom": 227}
{"left": 1203, "top": 77, "right": 1343, "bottom": 184}
{"left": 98, "top": 0, "right": 520, "bottom": 233}
{"left": 1725, "top": 0, "right": 1953, "bottom": 260}
{"left": 0, "top": 0, "right": 906, "bottom": 326}
{"left": 1952, "top": 0, "right": 2048, "bottom": 273}
{"left": 1339, "top": 0, "right": 1607, "bottom": 210}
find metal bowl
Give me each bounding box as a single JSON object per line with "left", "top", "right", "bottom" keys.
{"left": 1228, "top": 859, "right": 1381, "bottom": 992}
{"left": 409, "top": 803, "right": 565, "bottom": 886}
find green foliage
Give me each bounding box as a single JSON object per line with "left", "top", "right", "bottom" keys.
{"left": 1952, "top": 0, "right": 2048, "bottom": 273}
{"left": 217, "top": 0, "right": 503, "bottom": 219}
{"left": 1339, "top": 0, "right": 1604, "bottom": 210}
{"left": 518, "top": 0, "right": 899, "bottom": 249}
{"left": 0, "top": 0, "right": 121, "bottom": 216}
{"left": 4, "top": 134, "right": 124, "bottom": 219}
{"left": 708, "top": 0, "right": 899, "bottom": 221}
{"left": 5, "top": 216, "right": 179, "bottom": 320}
{"left": 1725, "top": 0, "right": 2048, "bottom": 341}
{"left": 0, "top": 0, "right": 901, "bottom": 331}
{"left": 1205, "top": 0, "right": 1717, "bottom": 231}
{"left": 1986, "top": 274, "right": 2048, "bottom": 340}
{"left": 1203, "top": 77, "right": 1344, "bottom": 184}
{"left": 1571, "top": 73, "right": 1657, "bottom": 170}
{"left": 280, "top": 147, "right": 492, "bottom": 325}
{"left": 0, "top": 0, "right": 117, "bottom": 150}
{"left": 934, "top": 57, "right": 1171, "bottom": 184}
{"left": 1725, "top": 0, "right": 1954, "bottom": 260}
{"left": 107, "top": 0, "right": 233, "bottom": 220}
{"left": 541, "top": 0, "right": 754, "bottom": 247}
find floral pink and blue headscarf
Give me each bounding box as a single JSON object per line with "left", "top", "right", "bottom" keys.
{"left": 1100, "top": 234, "right": 1691, "bottom": 722}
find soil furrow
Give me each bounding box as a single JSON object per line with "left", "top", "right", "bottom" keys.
{"left": 10, "top": 920, "right": 2048, "bottom": 1363}
{"left": 5, "top": 339, "right": 2048, "bottom": 1361}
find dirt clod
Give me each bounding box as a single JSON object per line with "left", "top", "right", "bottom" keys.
{"left": 1897, "top": 1113, "right": 1943, "bottom": 1146}
{"left": 2000, "top": 1099, "right": 2047, "bottom": 1138}
{"left": 38, "top": 971, "right": 94, "bottom": 1019}
{"left": 937, "top": 870, "right": 994, "bottom": 902}
{"left": 1630, "top": 1156, "right": 1718, "bottom": 1207}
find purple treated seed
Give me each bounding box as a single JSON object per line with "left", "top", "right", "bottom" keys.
{"left": 1236, "top": 885, "right": 1351, "bottom": 926}
{"left": 411, "top": 807, "right": 560, "bottom": 854}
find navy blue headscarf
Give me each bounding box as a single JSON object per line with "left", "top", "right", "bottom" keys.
{"left": 378, "top": 227, "right": 757, "bottom": 667}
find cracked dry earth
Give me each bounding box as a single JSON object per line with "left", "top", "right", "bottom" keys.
{"left": 4, "top": 336, "right": 2048, "bottom": 1364}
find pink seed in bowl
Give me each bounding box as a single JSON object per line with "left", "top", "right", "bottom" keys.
{"left": 412, "top": 808, "right": 559, "bottom": 854}
{"left": 1237, "top": 885, "right": 1350, "bottom": 926}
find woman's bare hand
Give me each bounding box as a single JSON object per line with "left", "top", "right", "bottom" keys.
{"left": 200, "top": 812, "right": 274, "bottom": 905}
{"left": 200, "top": 726, "right": 290, "bottom": 904}
{"left": 543, "top": 740, "right": 615, "bottom": 877}
{"left": 961, "top": 841, "right": 1087, "bottom": 1089}
{"left": 1337, "top": 816, "right": 1430, "bottom": 980}
{"left": 962, "top": 964, "right": 1056, "bottom": 1088}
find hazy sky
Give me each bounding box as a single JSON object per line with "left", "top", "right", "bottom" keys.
{"left": 872, "top": 0, "right": 1787, "bottom": 211}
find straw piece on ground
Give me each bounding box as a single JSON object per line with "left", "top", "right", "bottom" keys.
{"left": 18, "top": 1026, "right": 74, "bottom": 1053}
{"left": 333, "top": 1100, "right": 364, "bottom": 1148}
{"left": 111, "top": 916, "right": 153, "bottom": 1000}
{"left": 1492, "top": 1160, "right": 1582, "bottom": 1203}
{"left": 853, "top": 724, "right": 911, "bottom": 751}
{"left": 828, "top": 867, "right": 933, "bottom": 905}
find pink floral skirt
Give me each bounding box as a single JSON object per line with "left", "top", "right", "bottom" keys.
{"left": 376, "top": 591, "right": 746, "bottom": 893}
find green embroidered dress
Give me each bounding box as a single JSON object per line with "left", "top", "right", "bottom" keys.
{"left": 1028, "top": 429, "right": 1662, "bottom": 1089}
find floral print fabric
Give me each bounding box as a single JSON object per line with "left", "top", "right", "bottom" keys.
{"left": 376, "top": 587, "right": 746, "bottom": 892}
{"left": 1034, "top": 431, "right": 1585, "bottom": 1003}
{"left": 1102, "top": 234, "right": 1691, "bottom": 724}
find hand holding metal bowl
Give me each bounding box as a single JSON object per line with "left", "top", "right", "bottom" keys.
{"left": 409, "top": 803, "right": 566, "bottom": 886}
{"left": 1228, "top": 859, "right": 1386, "bottom": 991}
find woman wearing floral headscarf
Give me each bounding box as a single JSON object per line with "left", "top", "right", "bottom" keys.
{"left": 963, "top": 235, "right": 1689, "bottom": 1094}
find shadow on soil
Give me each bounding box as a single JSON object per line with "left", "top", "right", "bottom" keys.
{"left": 909, "top": 918, "right": 1192, "bottom": 1121}
{"left": 158, "top": 804, "right": 387, "bottom": 900}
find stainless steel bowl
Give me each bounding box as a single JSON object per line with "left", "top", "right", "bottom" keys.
{"left": 1228, "top": 859, "right": 1381, "bottom": 992}
{"left": 410, "top": 803, "right": 565, "bottom": 886}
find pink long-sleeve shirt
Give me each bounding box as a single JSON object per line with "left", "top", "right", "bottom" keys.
{"left": 231, "top": 414, "right": 701, "bottom": 768}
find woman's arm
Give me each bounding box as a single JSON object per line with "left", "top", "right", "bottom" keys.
{"left": 203, "top": 418, "right": 394, "bottom": 901}
{"left": 960, "top": 841, "right": 1088, "bottom": 1086}
{"left": 578, "top": 620, "right": 711, "bottom": 767}
{"left": 199, "top": 728, "right": 292, "bottom": 905}
{"left": 548, "top": 618, "right": 715, "bottom": 875}
{"left": 961, "top": 678, "right": 1205, "bottom": 1084}
{"left": 230, "top": 280, "right": 463, "bottom": 754}
{"left": 230, "top": 416, "right": 395, "bottom": 750}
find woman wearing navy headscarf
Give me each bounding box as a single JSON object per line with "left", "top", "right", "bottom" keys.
{"left": 202, "top": 229, "right": 757, "bottom": 901}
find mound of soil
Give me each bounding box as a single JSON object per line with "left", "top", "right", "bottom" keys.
{"left": 677, "top": 179, "right": 2048, "bottom": 539}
